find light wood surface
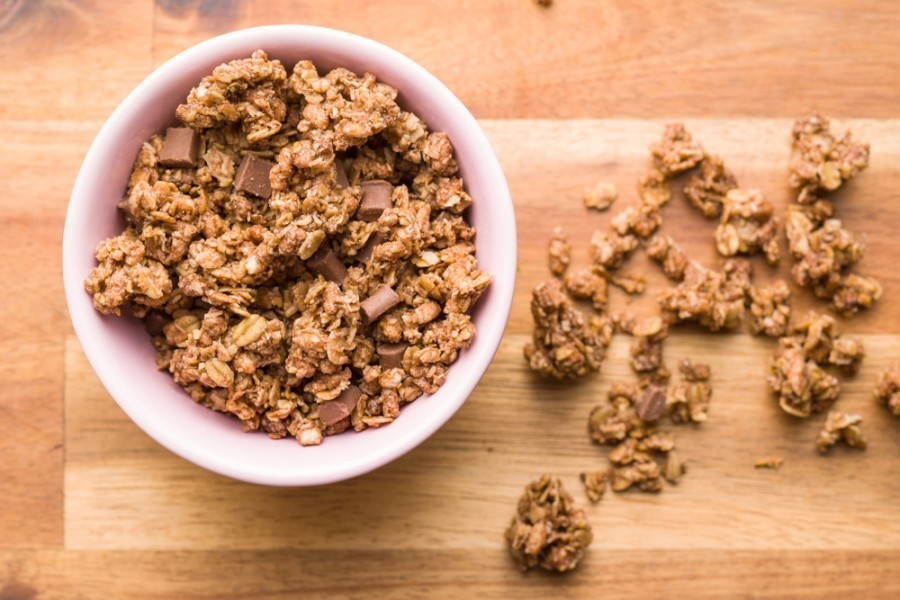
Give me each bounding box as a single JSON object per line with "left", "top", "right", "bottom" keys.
{"left": 2, "top": 1, "right": 899, "bottom": 597}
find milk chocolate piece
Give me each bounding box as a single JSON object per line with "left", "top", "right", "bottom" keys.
{"left": 377, "top": 342, "right": 408, "bottom": 369}
{"left": 335, "top": 159, "right": 349, "bottom": 188}
{"left": 159, "top": 127, "right": 200, "bottom": 168}
{"left": 307, "top": 246, "right": 348, "bottom": 285}
{"left": 317, "top": 385, "right": 362, "bottom": 426}
{"left": 234, "top": 154, "right": 275, "bottom": 199}
{"left": 636, "top": 385, "right": 667, "bottom": 423}
{"left": 356, "top": 232, "right": 386, "bottom": 264}
{"left": 360, "top": 285, "right": 401, "bottom": 323}
{"left": 357, "top": 180, "right": 394, "bottom": 222}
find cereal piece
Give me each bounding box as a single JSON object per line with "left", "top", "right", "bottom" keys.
{"left": 306, "top": 246, "right": 349, "bottom": 285}
{"left": 377, "top": 342, "right": 408, "bottom": 369}
{"left": 317, "top": 385, "right": 362, "bottom": 426}
{"left": 754, "top": 457, "right": 784, "bottom": 469}
{"left": 524, "top": 280, "right": 611, "bottom": 379}
{"left": 590, "top": 231, "right": 638, "bottom": 270}
{"left": 646, "top": 234, "right": 688, "bottom": 281}
{"left": 790, "top": 113, "right": 870, "bottom": 204}
{"left": 874, "top": 364, "right": 900, "bottom": 416}
{"left": 176, "top": 50, "right": 287, "bottom": 143}
{"left": 635, "top": 384, "right": 667, "bottom": 422}
{"left": 683, "top": 155, "right": 737, "bottom": 218}
{"left": 505, "top": 475, "right": 593, "bottom": 573}
{"left": 637, "top": 169, "right": 671, "bottom": 207}
{"left": 678, "top": 359, "right": 711, "bottom": 382}
{"left": 234, "top": 154, "right": 276, "bottom": 199}
{"left": 748, "top": 280, "right": 792, "bottom": 338}
{"left": 663, "top": 450, "right": 686, "bottom": 484}
{"left": 816, "top": 411, "right": 867, "bottom": 454}
{"left": 657, "top": 260, "right": 749, "bottom": 332}
{"left": 715, "top": 188, "right": 780, "bottom": 265}
{"left": 563, "top": 266, "right": 609, "bottom": 311}
{"left": 360, "top": 285, "right": 401, "bottom": 323}
{"left": 548, "top": 226, "right": 571, "bottom": 276}
{"left": 582, "top": 182, "right": 617, "bottom": 211}
{"left": 580, "top": 470, "right": 610, "bottom": 503}
{"left": 159, "top": 127, "right": 200, "bottom": 168}
{"left": 357, "top": 180, "right": 394, "bottom": 221}
{"left": 650, "top": 123, "right": 705, "bottom": 177}
{"left": 767, "top": 337, "right": 841, "bottom": 418}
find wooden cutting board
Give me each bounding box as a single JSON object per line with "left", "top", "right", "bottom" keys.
{"left": 2, "top": 1, "right": 899, "bottom": 597}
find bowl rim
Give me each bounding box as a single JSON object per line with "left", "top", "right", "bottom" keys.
{"left": 62, "top": 24, "right": 516, "bottom": 486}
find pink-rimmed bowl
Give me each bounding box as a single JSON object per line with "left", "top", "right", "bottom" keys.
{"left": 62, "top": 25, "right": 516, "bottom": 486}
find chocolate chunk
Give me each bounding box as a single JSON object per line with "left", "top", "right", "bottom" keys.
{"left": 234, "top": 154, "right": 275, "bottom": 199}
{"left": 159, "top": 127, "right": 200, "bottom": 168}
{"left": 307, "top": 246, "right": 348, "bottom": 286}
{"left": 143, "top": 311, "right": 169, "bottom": 337}
{"left": 377, "top": 342, "right": 408, "bottom": 369}
{"left": 317, "top": 385, "right": 362, "bottom": 426}
{"left": 636, "top": 385, "right": 667, "bottom": 423}
{"left": 356, "top": 232, "right": 386, "bottom": 264}
{"left": 335, "top": 159, "right": 349, "bottom": 188}
{"left": 357, "top": 180, "right": 394, "bottom": 222}
{"left": 360, "top": 285, "right": 401, "bottom": 323}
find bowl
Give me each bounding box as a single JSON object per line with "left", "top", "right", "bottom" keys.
{"left": 62, "top": 25, "right": 516, "bottom": 486}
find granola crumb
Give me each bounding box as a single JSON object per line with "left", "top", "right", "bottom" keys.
{"left": 646, "top": 234, "right": 688, "bottom": 281}
{"left": 657, "top": 259, "right": 750, "bottom": 332}
{"left": 683, "top": 155, "right": 738, "bottom": 218}
{"left": 790, "top": 112, "right": 870, "bottom": 204}
{"left": 816, "top": 411, "right": 868, "bottom": 454}
{"left": 582, "top": 182, "right": 618, "bottom": 211}
{"left": 524, "top": 280, "right": 611, "bottom": 379}
{"left": 505, "top": 475, "right": 592, "bottom": 573}
{"left": 650, "top": 124, "right": 705, "bottom": 177}
{"left": 754, "top": 457, "right": 784, "bottom": 469}
{"left": 580, "top": 470, "right": 610, "bottom": 503}
{"left": 715, "top": 188, "right": 780, "bottom": 265}
{"left": 748, "top": 280, "right": 792, "bottom": 338}
{"left": 668, "top": 363, "right": 712, "bottom": 424}
{"left": 563, "top": 266, "right": 609, "bottom": 311}
{"left": 874, "top": 364, "right": 900, "bottom": 416}
{"left": 548, "top": 226, "right": 571, "bottom": 276}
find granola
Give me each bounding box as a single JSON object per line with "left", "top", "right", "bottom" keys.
{"left": 646, "top": 234, "right": 688, "bottom": 281}
{"left": 85, "top": 52, "right": 491, "bottom": 445}
{"left": 524, "top": 280, "right": 612, "bottom": 379}
{"left": 563, "top": 266, "right": 609, "bottom": 312}
{"left": 754, "top": 457, "right": 784, "bottom": 469}
{"left": 668, "top": 359, "right": 712, "bottom": 424}
{"left": 657, "top": 259, "right": 750, "bottom": 332}
{"left": 547, "top": 226, "right": 571, "bottom": 276}
{"left": 505, "top": 475, "right": 593, "bottom": 573}
{"left": 789, "top": 113, "right": 870, "bottom": 204}
{"left": 582, "top": 181, "right": 617, "bottom": 211}
{"left": 874, "top": 364, "right": 900, "bottom": 416}
{"left": 748, "top": 280, "right": 792, "bottom": 338}
{"left": 683, "top": 155, "right": 738, "bottom": 218}
{"left": 714, "top": 188, "right": 780, "bottom": 265}
{"left": 650, "top": 124, "right": 705, "bottom": 177}
{"left": 579, "top": 470, "right": 610, "bottom": 503}
{"left": 816, "top": 411, "right": 867, "bottom": 454}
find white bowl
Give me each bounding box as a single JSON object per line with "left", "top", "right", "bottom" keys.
{"left": 62, "top": 25, "right": 516, "bottom": 486}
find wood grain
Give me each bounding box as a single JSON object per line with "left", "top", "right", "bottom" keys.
{"left": 152, "top": 0, "right": 900, "bottom": 119}
{"left": 2, "top": 0, "right": 900, "bottom": 596}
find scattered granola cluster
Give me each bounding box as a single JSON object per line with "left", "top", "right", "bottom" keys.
{"left": 657, "top": 259, "right": 751, "bottom": 332}
{"left": 505, "top": 475, "right": 593, "bottom": 572}
{"left": 748, "top": 280, "right": 792, "bottom": 338}
{"left": 816, "top": 411, "right": 867, "bottom": 454}
{"left": 85, "top": 51, "right": 491, "bottom": 445}
{"left": 874, "top": 364, "right": 900, "bottom": 417}
{"left": 582, "top": 182, "right": 618, "bottom": 212}
{"left": 786, "top": 114, "right": 880, "bottom": 315}
{"left": 767, "top": 312, "right": 864, "bottom": 418}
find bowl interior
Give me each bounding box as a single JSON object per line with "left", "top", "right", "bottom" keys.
{"left": 63, "top": 26, "right": 516, "bottom": 485}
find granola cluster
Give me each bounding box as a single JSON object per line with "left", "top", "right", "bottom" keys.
{"left": 748, "top": 280, "right": 792, "bottom": 338}
{"left": 874, "top": 364, "right": 900, "bottom": 417}
{"left": 523, "top": 280, "right": 612, "bottom": 379}
{"left": 657, "top": 259, "right": 751, "bottom": 332}
{"left": 505, "top": 475, "right": 593, "bottom": 572}
{"left": 85, "top": 51, "right": 491, "bottom": 445}
{"left": 767, "top": 312, "right": 864, "bottom": 417}
{"left": 715, "top": 188, "right": 780, "bottom": 265}
{"left": 815, "top": 411, "right": 867, "bottom": 454}
{"left": 786, "top": 114, "right": 880, "bottom": 315}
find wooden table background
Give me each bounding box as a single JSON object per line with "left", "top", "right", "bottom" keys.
{"left": 2, "top": 0, "right": 900, "bottom": 597}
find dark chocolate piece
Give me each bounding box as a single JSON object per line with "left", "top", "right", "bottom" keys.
{"left": 143, "top": 311, "right": 169, "bottom": 337}
{"left": 159, "top": 127, "right": 200, "bottom": 168}
{"left": 377, "top": 342, "right": 408, "bottom": 370}
{"left": 636, "top": 385, "right": 667, "bottom": 423}
{"left": 317, "top": 385, "right": 362, "bottom": 426}
{"left": 307, "top": 246, "right": 348, "bottom": 286}
{"left": 234, "top": 154, "right": 275, "bottom": 199}
{"left": 356, "top": 232, "right": 386, "bottom": 264}
{"left": 360, "top": 285, "right": 401, "bottom": 323}
{"left": 335, "top": 159, "right": 349, "bottom": 188}
{"left": 357, "top": 180, "right": 394, "bottom": 222}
